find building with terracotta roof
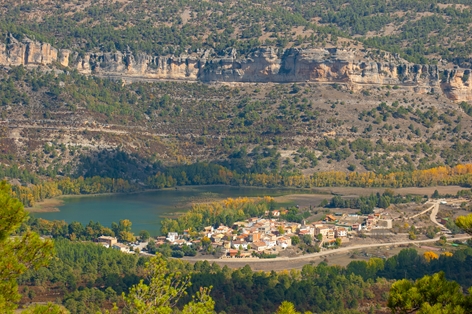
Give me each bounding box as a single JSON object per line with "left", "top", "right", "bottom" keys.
{"left": 252, "top": 241, "right": 267, "bottom": 252}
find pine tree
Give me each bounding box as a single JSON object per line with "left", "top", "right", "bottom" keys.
{"left": 0, "top": 181, "right": 54, "bottom": 313}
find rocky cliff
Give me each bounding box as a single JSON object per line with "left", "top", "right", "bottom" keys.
{"left": 1, "top": 35, "right": 471, "bottom": 102}
{"left": 0, "top": 35, "right": 69, "bottom": 67}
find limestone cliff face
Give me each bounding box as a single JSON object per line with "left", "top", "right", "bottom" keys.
{"left": 59, "top": 49, "right": 70, "bottom": 67}
{"left": 23, "top": 38, "right": 58, "bottom": 65}
{"left": 1, "top": 35, "right": 472, "bottom": 102}
{"left": 0, "top": 35, "right": 69, "bottom": 67}
{"left": 441, "top": 69, "right": 472, "bottom": 102}
{"left": 199, "top": 48, "right": 440, "bottom": 90}
{"left": 0, "top": 35, "right": 26, "bottom": 66}
{"left": 78, "top": 49, "right": 202, "bottom": 80}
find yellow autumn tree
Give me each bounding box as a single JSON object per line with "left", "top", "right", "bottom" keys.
{"left": 275, "top": 301, "right": 313, "bottom": 314}
{"left": 423, "top": 251, "right": 439, "bottom": 262}
{"left": 456, "top": 213, "right": 472, "bottom": 235}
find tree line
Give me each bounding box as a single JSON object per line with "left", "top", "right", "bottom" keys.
{"left": 25, "top": 216, "right": 147, "bottom": 244}
{"left": 150, "top": 162, "right": 472, "bottom": 189}
{"left": 326, "top": 190, "right": 425, "bottom": 214}
{"left": 10, "top": 176, "right": 140, "bottom": 207}
{"left": 10, "top": 162, "right": 472, "bottom": 208}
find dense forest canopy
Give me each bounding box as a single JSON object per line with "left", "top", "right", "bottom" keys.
{"left": 14, "top": 236, "right": 472, "bottom": 313}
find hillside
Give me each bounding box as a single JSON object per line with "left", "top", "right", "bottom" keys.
{"left": 0, "top": 0, "right": 472, "bottom": 183}
{"left": 3, "top": 2, "right": 472, "bottom": 314}
{"left": 0, "top": 65, "right": 471, "bottom": 183}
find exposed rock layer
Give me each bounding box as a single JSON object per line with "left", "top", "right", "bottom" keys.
{"left": 1, "top": 36, "right": 471, "bottom": 102}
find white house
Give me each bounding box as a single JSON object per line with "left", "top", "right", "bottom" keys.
{"left": 263, "top": 237, "right": 277, "bottom": 248}
{"left": 335, "top": 227, "right": 347, "bottom": 238}
{"left": 112, "top": 243, "right": 133, "bottom": 254}
{"left": 167, "top": 232, "right": 179, "bottom": 242}
{"left": 232, "top": 240, "right": 248, "bottom": 250}
{"left": 277, "top": 236, "right": 292, "bottom": 249}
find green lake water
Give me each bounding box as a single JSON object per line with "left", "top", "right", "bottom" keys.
{"left": 32, "top": 186, "right": 303, "bottom": 236}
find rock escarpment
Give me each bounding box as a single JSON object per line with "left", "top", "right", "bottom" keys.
{"left": 1, "top": 35, "right": 471, "bottom": 102}
{"left": 0, "top": 35, "right": 69, "bottom": 67}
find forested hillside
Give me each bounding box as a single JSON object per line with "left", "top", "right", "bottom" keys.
{"left": 3, "top": 1, "right": 472, "bottom": 314}
{"left": 16, "top": 238, "right": 472, "bottom": 313}
{"left": 0, "top": 0, "right": 471, "bottom": 186}
{"left": 1, "top": 63, "right": 472, "bottom": 189}
{"left": 2, "top": 0, "right": 472, "bottom": 65}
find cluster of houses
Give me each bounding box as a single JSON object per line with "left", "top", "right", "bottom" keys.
{"left": 161, "top": 209, "right": 392, "bottom": 258}
{"left": 96, "top": 209, "right": 394, "bottom": 259}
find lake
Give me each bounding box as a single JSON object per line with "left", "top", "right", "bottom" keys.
{"left": 32, "top": 186, "right": 305, "bottom": 236}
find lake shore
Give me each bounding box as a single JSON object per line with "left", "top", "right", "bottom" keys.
{"left": 24, "top": 185, "right": 314, "bottom": 213}
{"left": 28, "top": 198, "right": 64, "bottom": 213}
{"left": 25, "top": 184, "right": 467, "bottom": 213}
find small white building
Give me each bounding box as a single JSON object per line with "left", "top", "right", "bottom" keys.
{"left": 112, "top": 243, "right": 133, "bottom": 254}
{"left": 167, "top": 232, "right": 179, "bottom": 242}
{"left": 277, "top": 236, "right": 292, "bottom": 249}
{"left": 232, "top": 241, "right": 248, "bottom": 250}
{"left": 264, "top": 237, "right": 277, "bottom": 248}
{"left": 202, "top": 226, "right": 214, "bottom": 237}
{"left": 336, "top": 227, "right": 347, "bottom": 238}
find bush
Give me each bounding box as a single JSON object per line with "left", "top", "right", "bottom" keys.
{"left": 171, "top": 250, "right": 184, "bottom": 258}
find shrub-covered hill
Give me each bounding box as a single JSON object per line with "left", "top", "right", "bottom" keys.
{"left": 1, "top": 65, "right": 472, "bottom": 182}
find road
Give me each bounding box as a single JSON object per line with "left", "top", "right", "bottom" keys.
{"left": 182, "top": 235, "right": 472, "bottom": 264}
{"left": 409, "top": 200, "right": 450, "bottom": 233}
{"left": 409, "top": 202, "right": 435, "bottom": 219}
{"left": 429, "top": 201, "right": 449, "bottom": 232}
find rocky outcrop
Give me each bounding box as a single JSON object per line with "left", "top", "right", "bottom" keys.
{"left": 59, "top": 49, "right": 70, "bottom": 67}
{"left": 1, "top": 35, "right": 472, "bottom": 102}
{"left": 81, "top": 47, "right": 203, "bottom": 80}
{"left": 0, "top": 34, "right": 69, "bottom": 67}
{"left": 440, "top": 69, "right": 472, "bottom": 102}
{"left": 199, "top": 48, "right": 440, "bottom": 89}
{"left": 78, "top": 46, "right": 454, "bottom": 99}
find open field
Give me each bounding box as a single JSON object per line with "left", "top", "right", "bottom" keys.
{"left": 273, "top": 185, "right": 467, "bottom": 209}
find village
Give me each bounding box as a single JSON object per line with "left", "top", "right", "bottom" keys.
{"left": 94, "top": 197, "right": 470, "bottom": 259}
{"left": 95, "top": 207, "right": 395, "bottom": 258}
{"left": 180, "top": 208, "right": 395, "bottom": 259}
